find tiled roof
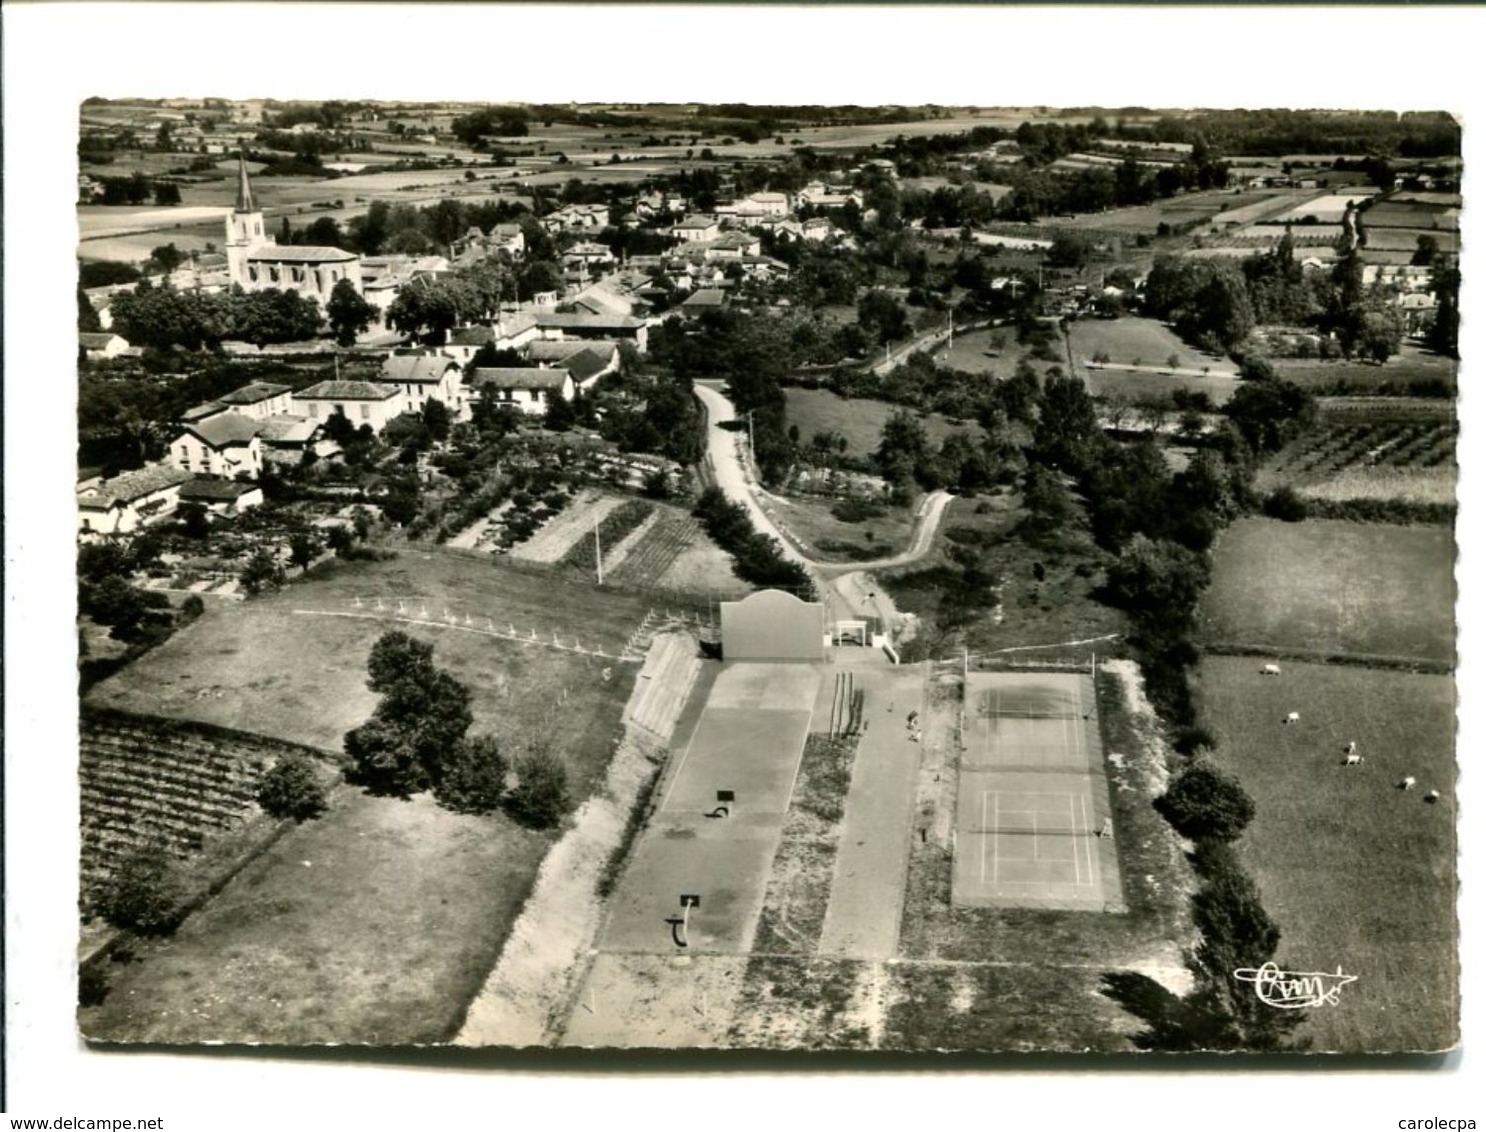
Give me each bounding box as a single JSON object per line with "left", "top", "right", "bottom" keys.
{"left": 470, "top": 367, "right": 570, "bottom": 391}
{"left": 535, "top": 312, "right": 646, "bottom": 330}
{"left": 294, "top": 380, "right": 400, "bottom": 401}
{"left": 562, "top": 347, "right": 612, "bottom": 384}
{"left": 681, "top": 288, "right": 727, "bottom": 308}
{"left": 218, "top": 381, "right": 291, "bottom": 405}
{"left": 79, "top": 332, "right": 124, "bottom": 349}
{"left": 179, "top": 476, "right": 260, "bottom": 503}
{"left": 526, "top": 340, "right": 593, "bottom": 362}
{"left": 380, "top": 353, "right": 459, "bottom": 383}
{"left": 675, "top": 215, "right": 718, "bottom": 229}
{"left": 182, "top": 401, "right": 227, "bottom": 422}
{"left": 449, "top": 326, "right": 496, "bottom": 346}
{"left": 246, "top": 245, "right": 359, "bottom": 263}
{"left": 78, "top": 464, "right": 190, "bottom": 508}
{"left": 256, "top": 416, "right": 321, "bottom": 444}
{"left": 184, "top": 412, "right": 261, "bottom": 447}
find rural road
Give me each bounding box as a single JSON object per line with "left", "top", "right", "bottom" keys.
{"left": 693, "top": 381, "right": 952, "bottom": 634}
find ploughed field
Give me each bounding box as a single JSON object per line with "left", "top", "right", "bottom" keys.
{"left": 1255, "top": 401, "right": 1457, "bottom": 506}
{"left": 1197, "top": 657, "right": 1457, "bottom": 1053}
{"left": 1199, "top": 518, "right": 1455, "bottom": 665}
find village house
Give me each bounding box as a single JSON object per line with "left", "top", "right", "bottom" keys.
{"left": 256, "top": 416, "right": 323, "bottom": 464}
{"left": 671, "top": 214, "right": 721, "bottom": 243}
{"left": 679, "top": 288, "right": 729, "bottom": 317}
{"left": 562, "top": 240, "right": 618, "bottom": 270}
{"left": 541, "top": 203, "right": 609, "bottom": 233}
{"left": 171, "top": 413, "right": 265, "bottom": 480}
{"left": 468, "top": 367, "right": 575, "bottom": 415}
{"left": 79, "top": 332, "right": 132, "bottom": 360}
{"left": 181, "top": 382, "right": 295, "bottom": 427}
{"left": 525, "top": 340, "right": 620, "bottom": 392}
{"left": 379, "top": 352, "right": 466, "bottom": 418}
{"left": 77, "top": 464, "right": 191, "bottom": 535}
{"left": 292, "top": 380, "right": 405, "bottom": 434}
{"left": 177, "top": 476, "right": 266, "bottom": 517}
{"left": 535, "top": 311, "right": 649, "bottom": 352}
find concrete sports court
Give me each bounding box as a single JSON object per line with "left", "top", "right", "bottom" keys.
{"left": 598, "top": 661, "right": 821, "bottom": 954}
{"left": 953, "top": 671, "right": 1123, "bottom": 911}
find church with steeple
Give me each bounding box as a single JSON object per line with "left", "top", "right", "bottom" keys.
{"left": 225, "top": 155, "right": 363, "bottom": 306}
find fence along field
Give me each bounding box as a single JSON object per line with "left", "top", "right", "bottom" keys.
{"left": 1197, "top": 656, "right": 1457, "bottom": 1053}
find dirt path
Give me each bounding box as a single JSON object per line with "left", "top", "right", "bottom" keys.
{"left": 452, "top": 633, "right": 701, "bottom": 1047}
{"left": 816, "top": 660, "right": 928, "bottom": 959}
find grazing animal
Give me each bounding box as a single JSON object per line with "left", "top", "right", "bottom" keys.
{"left": 1344, "top": 754, "right": 1364, "bottom": 766}
{"left": 1261, "top": 663, "right": 1282, "bottom": 676}
{"left": 1344, "top": 741, "right": 1357, "bottom": 755}
{"left": 1426, "top": 789, "right": 1441, "bottom": 803}
{"left": 1400, "top": 776, "right": 1417, "bottom": 791}
{"left": 1284, "top": 711, "right": 1300, "bottom": 724}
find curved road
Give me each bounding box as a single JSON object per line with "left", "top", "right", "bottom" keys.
{"left": 693, "top": 381, "right": 953, "bottom": 632}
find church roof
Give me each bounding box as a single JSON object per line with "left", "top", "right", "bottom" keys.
{"left": 235, "top": 154, "right": 255, "bottom": 213}
{"left": 246, "top": 246, "right": 359, "bottom": 264}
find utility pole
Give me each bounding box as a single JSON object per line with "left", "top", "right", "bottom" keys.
{"left": 594, "top": 519, "right": 603, "bottom": 586}
{"left": 746, "top": 409, "right": 755, "bottom": 465}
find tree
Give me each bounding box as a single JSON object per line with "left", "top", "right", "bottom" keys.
{"left": 288, "top": 531, "right": 321, "bottom": 571}
{"left": 1155, "top": 762, "right": 1256, "bottom": 841}
{"left": 874, "top": 409, "right": 931, "bottom": 488}
{"left": 79, "top": 575, "right": 171, "bottom": 641}
{"left": 78, "top": 287, "right": 103, "bottom": 332}
{"left": 1426, "top": 264, "right": 1460, "bottom": 358}
{"left": 1102, "top": 534, "right": 1210, "bottom": 626}
{"left": 344, "top": 715, "right": 427, "bottom": 797}
{"left": 506, "top": 745, "right": 572, "bottom": 829}
{"left": 149, "top": 243, "right": 185, "bottom": 274}
{"left": 326, "top": 278, "right": 376, "bottom": 346}
{"left": 239, "top": 546, "right": 285, "bottom": 595}
{"left": 87, "top": 843, "right": 181, "bottom": 935}
{"left": 153, "top": 181, "right": 181, "bottom": 207}
{"left": 1033, "top": 374, "right": 1101, "bottom": 476}
{"left": 1046, "top": 232, "right": 1093, "bottom": 270}
{"left": 256, "top": 755, "right": 329, "bottom": 822}
{"left": 1411, "top": 235, "right": 1441, "bottom": 267}
{"left": 422, "top": 397, "right": 453, "bottom": 442}
{"left": 544, "top": 389, "right": 576, "bottom": 431}
{"left": 1223, "top": 380, "right": 1315, "bottom": 455}
{"left": 856, "top": 290, "right": 911, "bottom": 347}
{"left": 433, "top": 735, "right": 508, "bottom": 814}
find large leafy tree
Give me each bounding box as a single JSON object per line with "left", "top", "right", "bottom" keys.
{"left": 326, "top": 278, "right": 376, "bottom": 346}
{"left": 1155, "top": 762, "right": 1256, "bottom": 841}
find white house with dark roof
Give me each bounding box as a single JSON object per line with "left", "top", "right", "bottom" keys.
{"left": 379, "top": 352, "right": 467, "bottom": 418}
{"left": 256, "top": 416, "right": 322, "bottom": 463}
{"left": 178, "top": 476, "right": 265, "bottom": 516}
{"left": 79, "top": 332, "right": 132, "bottom": 360}
{"left": 171, "top": 412, "right": 265, "bottom": 480}
{"left": 293, "top": 380, "right": 405, "bottom": 433}
{"left": 672, "top": 215, "right": 721, "bottom": 243}
{"left": 469, "top": 367, "right": 575, "bottom": 415}
{"left": 534, "top": 311, "right": 648, "bottom": 352}
{"left": 77, "top": 464, "right": 191, "bottom": 534}
{"left": 226, "top": 155, "right": 364, "bottom": 305}
{"left": 220, "top": 381, "right": 294, "bottom": 419}
{"left": 526, "top": 340, "right": 620, "bottom": 392}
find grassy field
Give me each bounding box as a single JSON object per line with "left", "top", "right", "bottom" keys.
{"left": 1200, "top": 518, "right": 1456, "bottom": 664}
{"left": 937, "top": 326, "right": 1068, "bottom": 382}
{"left": 759, "top": 491, "right": 919, "bottom": 564}
{"left": 1068, "top": 317, "right": 1230, "bottom": 375}
{"left": 1050, "top": 189, "right": 1295, "bottom": 234}
{"left": 1269, "top": 346, "right": 1457, "bottom": 395}
{"left": 881, "top": 493, "right": 1126, "bottom": 659}
{"left": 784, "top": 387, "right": 986, "bottom": 459}
{"left": 1197, "top": 657, "right": 1458, "bottom": 1053}
{"left": 86, "top": 552, "right": 652, "bottom": 798}
{"left": 80, "top": 788, "right": 551, "bottom": 1044}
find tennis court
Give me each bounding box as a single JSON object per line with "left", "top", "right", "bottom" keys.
{"left": 953, "top": 673, "right": 1122, "bottom": 911}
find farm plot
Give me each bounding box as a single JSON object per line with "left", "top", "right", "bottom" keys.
{"left": 1197, "top": 657, "right": 1457, "bottom": 1053}
{"left": 1269, "top": 348, "right": 1457, "bottom": 396}
{"left": 508, "top": 489, "right": 623, "bottom": 562}
{"left": 785, "top": 387, "right": 985, "bottom": 459}
{"left": 1256, "top": 406, "right": 1457, "bottom": 506}
{"left": 86, "top": 553, "right": 651, "bottom": 799}
{"left": 1201, "top": 518, "right": 1456, "bottom": 665}
{"left": 80, "top": 788, "right": 551, "bottom": 1046}
{"left": 1069, "top": 318, "right": 1227, "bottom": 375}
{"left": 608, "top": 506, "right": 707, "bottom": 588}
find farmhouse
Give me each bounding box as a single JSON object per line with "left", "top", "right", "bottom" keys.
{"left": 671, "top": 215, "right": 721, "bottom": 243}
{"left": 77, "top": 464, "right": 191, "bottom": 534}
{"left": 292, "top": 380, "right": 404, "bottom": 434}
{"left": 541, "top": 203, "right": 609, "bottom": 233}
{"left": 171, "top": 413, "right": 265, "bottom": 480}
{"left": 255, "top": 415, "right": 323, "bottom": 463}
{"left": 679, "top": 288, "right": 729, "bottom": 317}
{"left": 535, "top": 311, "right": 649, "bottom": 353}
{"left": 469, "top": 367, "right": 575, "bottom": 415}
{"left": 525, "top": 340, "right": 620, "bottom": 392}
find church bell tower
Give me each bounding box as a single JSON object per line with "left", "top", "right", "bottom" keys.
{"left": 225, "top": 155, "right": 268, "bottom": 290}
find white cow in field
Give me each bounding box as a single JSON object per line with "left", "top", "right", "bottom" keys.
{"left": 1260, "top": 663, "right": 1282, "bottom": 676}
{"left": 1284, "top": 711, "right": 1300, "bottom": 724}
{"left": 1400, "top": 776, "right": 1417, "bottom": 791}
{"left": 1426, "top": 789, "right": 1441, "bottom": 803}
{"left": 1343, "top": 754, "right": 1364, "bottom": 766}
